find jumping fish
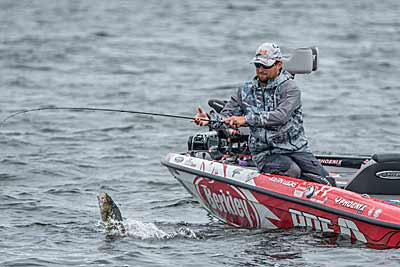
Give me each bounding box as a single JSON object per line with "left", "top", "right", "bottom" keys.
{"left": 97, "top": 192, "right": 201, "bottom": 239}
{"left": 97, "top": 192, "right": 126, "bottom": 235}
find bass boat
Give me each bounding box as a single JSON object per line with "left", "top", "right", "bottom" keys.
{"left": 161, "top": 47, "right": 400, "bottom": 249}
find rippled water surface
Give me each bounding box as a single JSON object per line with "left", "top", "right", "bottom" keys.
{"left": 1, "top": 0, "right": 400, "bottom": 266}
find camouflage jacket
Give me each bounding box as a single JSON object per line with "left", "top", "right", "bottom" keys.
{"left": 209, "top": 70, "right": 310, "bottom": 159}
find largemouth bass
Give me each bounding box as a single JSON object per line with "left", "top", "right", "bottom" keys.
{"left": 97, "top": 192, "right": 126, "bottom": 235}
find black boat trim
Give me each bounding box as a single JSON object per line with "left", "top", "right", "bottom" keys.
{"left": 161, "top": 158, "right": 400, "bottom": 231}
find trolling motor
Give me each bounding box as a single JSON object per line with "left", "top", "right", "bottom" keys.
{"left": 187, "top": 131, "right": 222, "bottom": 151}
{"left": 187, "top": 130, "right": 251, "bottom": 162}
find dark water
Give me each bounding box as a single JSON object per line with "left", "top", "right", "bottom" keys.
{"left": 1, "top": 0, "right": 400, "bottom": 266}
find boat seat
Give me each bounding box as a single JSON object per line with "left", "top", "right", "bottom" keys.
{"left": 283, "top": 47, "right": 319, "bottom": 74}
{"left": 208, "top": 99, "right": 227, "bottom": 114}
{"left": 345, "top": 155, "right": 400, "bottom": 195}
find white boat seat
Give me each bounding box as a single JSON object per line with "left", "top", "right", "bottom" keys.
{"left": 283, "top": 47, "right": 319, "bottom": 74}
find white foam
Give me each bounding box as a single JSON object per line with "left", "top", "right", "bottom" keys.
{"left": 124, "top": 219, "right": 169, "bottom": 239}
{"left": 124, "top": 219, "right": 200, "bottom": 240}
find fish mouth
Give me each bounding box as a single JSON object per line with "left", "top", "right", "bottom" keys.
{"left": 98, "top": 192, "right": 109, "bottom": 206}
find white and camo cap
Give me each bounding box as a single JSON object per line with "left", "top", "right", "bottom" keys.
{"left": 251, "top": 42, "right": 283, "bottom": 67}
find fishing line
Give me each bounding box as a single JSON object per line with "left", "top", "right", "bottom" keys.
{"left": 0, "top": 107, "right": 218, "bottom": 127}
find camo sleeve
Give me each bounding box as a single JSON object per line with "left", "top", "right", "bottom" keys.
{"left": 208, "top": 88, "right": 245, "bottom": 130}
{"left": 245, "top": 80, "right": 301, "bottom": 128}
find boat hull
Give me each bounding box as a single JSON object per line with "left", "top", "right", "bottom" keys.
{"left": 162, "top": 153, "right": 400, "bottom": 249}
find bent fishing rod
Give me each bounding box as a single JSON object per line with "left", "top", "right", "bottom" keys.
{"left": 0, "top": 107, "right": 218, "bottom": 127}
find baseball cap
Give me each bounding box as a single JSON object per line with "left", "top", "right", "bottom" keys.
{"left": 251, "top": 43, "right": 283, "bottom": 67}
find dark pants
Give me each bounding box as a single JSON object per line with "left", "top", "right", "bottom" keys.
{"left": 256, "top": 152, "right": 334, "bottom": 186}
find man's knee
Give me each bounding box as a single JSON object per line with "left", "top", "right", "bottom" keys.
{"left": 283, "top": 162, "right": 301, "bottom": 178}
{"left": 291, "top": 152, "right": 329, "bottom": 177}
{"left": 258, "top": 155, "right": 301, "bottom": 178}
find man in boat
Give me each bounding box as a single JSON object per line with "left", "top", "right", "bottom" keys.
{"left": 194, "top": 42, "right": 335, "bottom": 186}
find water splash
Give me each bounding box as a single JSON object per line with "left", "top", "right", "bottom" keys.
{"left": 125, "top": 219, "right": 200, "bottom": 240}
{"left": 124, "top": 219, "right": 169, "bottom": 239}
{"left": 99, "top": 218, "right": 200, "bottom": 240}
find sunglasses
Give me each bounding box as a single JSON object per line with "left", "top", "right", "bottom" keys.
{"left": 254, "top": 62, "right": 277, "bottom": 69}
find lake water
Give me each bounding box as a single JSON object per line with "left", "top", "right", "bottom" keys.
{"left": 1, "top": 0, "right": 400, "bottom": 266}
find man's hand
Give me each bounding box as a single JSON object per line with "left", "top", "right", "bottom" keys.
{"left": 223, "top": 116, "right": 246, "bottom": 129}
{"left": 193, "top": 106, "right": 210, "bottom": 126}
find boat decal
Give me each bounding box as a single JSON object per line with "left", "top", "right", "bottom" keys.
{"left": 376, "top": 171, "right": 400, "bottom": 179}
{"left": 237, "top": 186, "right": 280, "bottom": 228}
{"left": 193, "top": 176, "right": 278, "bottom": 228}
{"left": 269, "top": 176, "right": 298, "bottom": 188}
{"left": 245, "top": 171, "right": 258, "bottom": 184}
{"left": 337, "top": 217, "right": 367, "bottom": 243}
{"left": 334, "top": 197, "right": 367, "bottom": 214}
{"left": 373, "top": 208, "right": 382, "bottom": 219}
{"left": 367, "top": 207, "right": 382, "bottom": 218}
{"left": 316, "top": 186, "right": 333, "bottom": 198}
{"left": 289, "top": 208, "right": 334, "bottom": 232}
{"left": 304, "top": 186, "right": 315, "bottom": 198}
{"left": 183, "top": 158, "right": 196, "bottom": 167}
{"left": 289, "top": 208, "right": 367, "bottom": 243}
{"left": 174, "top": 156, "right": 184, "bottom": 163}
{"left": 306, "top": 186, "right": 333, "bottom": 204}
{"left": 367, "top": 207, "right": 375, "bottom": 217}
{"left": 200, "top": 161, "right": 205, "bottom": 171}
{"left": 232, "top": 168, "right": 241, "bottom": 177}
{"left": 293, "top": 185, "right": 307, "bottom": 198}
{"left": 176, "top": 155, "right": 259, "bottom": 184}
{"left": 229, "top": 185, "right": 261, "bottom": 228}
{"left": 294, "top": 184, "right": 332, "bottom": 204}
{"left": 319, "top": 159, "right": 343, "bottom": 166}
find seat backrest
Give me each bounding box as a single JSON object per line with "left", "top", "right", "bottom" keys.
{"left": 283, "top": 47, "right": 319, "bottom": 74}
{"left": 345, "top": 154, "right": 400, "bottom": 194}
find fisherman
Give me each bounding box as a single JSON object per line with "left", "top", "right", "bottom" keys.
{"left": 194, "top": 42, "right": 335, "bottom": 186}
{"left": 97, "top": 192, "right": 126, "bottom": 235}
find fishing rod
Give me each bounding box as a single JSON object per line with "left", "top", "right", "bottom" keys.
{"left": 0, "top": 107, "right": 218, "bottom": 127}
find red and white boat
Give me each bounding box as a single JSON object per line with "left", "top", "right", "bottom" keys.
{"left": 162, "top": 47, "right": 400, "bottom": 249}
{"left": 162, "top": 150, "right": 400, "bottom": 249}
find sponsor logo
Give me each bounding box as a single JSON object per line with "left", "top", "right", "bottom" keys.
{"left": 183, "top": 158, "right": 196, "bottom": 167}
{"left": 319, "top": 159, "right": 343, "bottom": 166}
{"left": 194, "top": 177, "right": 260, "bottom": 228}
{"left": 334, "top": 197, "right": 367, "bottom": 214}
{"left": 376, "top": 171, "right": 400, "bottom": 179}
{"left": 294, "top": 185, "right": 307, "bottom": 198}
{"left": 289, "top": 208, "right": 367, "bottom": 243}
{"left": 269, "top": 177, "right": 298, "bottom": 188}
{"left": 304, "top": 186, "right": 315, "bottom": 198}
{"left": 244, "top": 171, "right": 259, "bottom": 183}
{"left": 257, "top": 49, "right": 268, "bottom": 55}
{"left": 232, "top": 168, "right": 241, "bottom": 177}
{"left": 373, "top": 208, "right": 382, "bottom": 218}
{"left": 294, "top": 185, "right": 332, "bottom": 204}
{"left": 174, "top": 156, "right": 184, "bottom": 163}
{"left": 367, "top": 208, "right": 382, "bottom": 218}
